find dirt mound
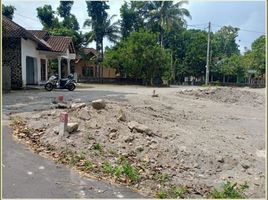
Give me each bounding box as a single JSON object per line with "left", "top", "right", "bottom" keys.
{"left": 178, "top": 87, "right": 264, "bottom": 106}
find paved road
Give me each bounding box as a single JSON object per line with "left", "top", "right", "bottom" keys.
{"left": 2, "top": 89, "right": 144, "bottom": 198}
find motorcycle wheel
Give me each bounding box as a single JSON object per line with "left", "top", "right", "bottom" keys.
{"left": 45, "top": 83, "right": 54, "bottom": 91}
{"left": 67, "top": 83, "right": 76, "bottom": 91}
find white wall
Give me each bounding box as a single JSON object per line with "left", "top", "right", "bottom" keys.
{"left": 21, "top": 38, "right": 42, "bottom": 86}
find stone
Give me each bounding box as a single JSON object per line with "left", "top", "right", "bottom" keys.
{"left": 241, "top": 163, "right": 250, "bottom": 169}
{"left": 135, "top": 146, "right": 144, "bottom": 152}
{"left": 66, "top": 123, "right": 79, "bottom": 133}
{"left": 78, "top": 107, "right": 90, "bottom": 120}
{"left": 128, "top": 121, "right": 150, "bottom": 134}
{"left": 117, "top": 110, "right": 126, "bottom": 122}
{"left": 109, "top": 131, "right": 118, "bottom": 140}
{"left": 57, "top": 103, "right": 68, "bottom": 109}
{"left": 92, "top": 99, "right": 106, "bottom": 110}
{"left": 123, "top": 135, "right": 135, "bottom": 143}
{"left": 216, "top": 156, "right": 224, "bottom": 163}
{"left": 71, "top": 103, "right": 86, "bottom": 109}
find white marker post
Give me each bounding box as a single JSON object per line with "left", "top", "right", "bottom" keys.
{"left": 59, "top": 112, "right": 68, "bottom": 137}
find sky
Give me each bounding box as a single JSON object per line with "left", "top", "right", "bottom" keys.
{"left": 3, "top": 0, "right": 266, "bottom": 53}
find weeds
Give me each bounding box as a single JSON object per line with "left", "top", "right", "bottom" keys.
{"left": 156, "top": 186, "right": 188, "bottom": 199}
{"left": 92, "top": 143, "right": 102, "bottom": 151}
{"left": 84, "top": 160, "right": 93, "bottom": 170}
{"left": 102, "top": 160, "right": 140, "bottom": 182}
{"left": 153, "top": 172, "right": 172, "bottom": 184}
{"left": 209, "top": 181, "right": 249, "bottom": 199}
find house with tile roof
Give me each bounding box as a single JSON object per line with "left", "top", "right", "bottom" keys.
{"left": 74, "top": 47, "right": 117, "bottom": 82}
{"left": 2, "top": 15, "right": 76, "bottom": 89}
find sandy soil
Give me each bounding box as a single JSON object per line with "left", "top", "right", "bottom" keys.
{"left": 10, "top": 86, "right": 266, "bottom": 198}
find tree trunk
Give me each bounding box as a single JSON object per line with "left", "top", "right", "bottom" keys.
{"left": 223, "top": 75, "right": 225, "bottom": 83}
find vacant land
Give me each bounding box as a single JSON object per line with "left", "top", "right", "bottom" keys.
{"left": 6, "top": 85, "right": 265, "bottom": 198}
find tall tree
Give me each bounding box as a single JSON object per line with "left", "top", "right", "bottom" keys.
{"left": 37, "top": 3, "right": 82, "bottom": 50}
{"left": 119, "top": 2, "right": 145, "bottom": 39}
{"left": 103, "top": 30, "right": 170, "bottom": 85}
{"left": 37, "top": 5, "right": 60, "bottom": 29}
{"left": 212, "top": 25, "right": 240, "bottom": 58}
{"left": 84, "top": 1, "right": 120, "bottom": 59}
{"left": 243, "top": 35, "right": 266, "bottom": 75}
{"left": 57, "top": 1, "right": 79, "bottom": 30}
{"left": 2, "top": 4, "right": 16, "bottom": 20}
{"left": 145, "top": 0, "right": 191, "bottom": 47}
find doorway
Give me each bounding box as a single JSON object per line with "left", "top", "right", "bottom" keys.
{"left": 26, "top": 56, "right": 37, "bottom": 85}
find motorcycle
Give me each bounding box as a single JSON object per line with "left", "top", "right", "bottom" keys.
{"left": 44, "top": 74, "right": 76, "bottom": 91}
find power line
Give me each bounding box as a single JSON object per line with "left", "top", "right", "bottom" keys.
{"left": 211, "top": 23, "right": 265, "bottom": 34}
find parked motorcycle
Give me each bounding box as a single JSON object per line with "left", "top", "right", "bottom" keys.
{"left": 44, "top": 74, "right": 76, "bottom": 91}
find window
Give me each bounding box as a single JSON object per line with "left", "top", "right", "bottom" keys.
{"left": 82, "top": 66, "right": 93, "bottom": 77}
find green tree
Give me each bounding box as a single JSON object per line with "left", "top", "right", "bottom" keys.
{"left": 57, "top": 1, "right": 79, "bottom": 30}
{"left": 84, "top": 14, "right": 120, "bottom": 59}
{"left": 182, "top": 29, "right": 208, "bottom": 78}
{"left": 119, "top": 2, "right": 145, "bottom": 39}
{"left": 145, "top": 0, "right": 191, "bottom": 47}
{"left": 84, "top": 1, "right": 110, "bottom": 57}
{"left": 2, "top": 4, "right": 16, "bottom": 20}
{"left": 212, "top": 25, "right": 240, "bottom": 58}
{"left": 36, "top": 3, "right": 82, "bottom": 51}
{"left": 103, "top": 30, "right": 170, "bottom": 85}
{"left": 243, "top": 35, "right": 266, "bottom": 75}
{"left": 37, "top": 5, "right": 60, "bottom": 29}
{"left": 216, "top": 54, "right": 245, "bottom": 83}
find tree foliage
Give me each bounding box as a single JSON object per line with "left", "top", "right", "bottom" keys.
{"left": 36, "top": 3, "right": 82, "bottom": 50}
{"left": 243, "top": 35, "right": 266, "bottom": 75}
{"left": 103, "top": 30, "right": 170, "bottom": 85}
{"left": 2, "top": 4, "right": 16, "bottom": 20}
{"left": 84, "top": 1, "right": 120, "bottom": 58}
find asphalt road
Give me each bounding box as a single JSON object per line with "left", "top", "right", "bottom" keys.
{"left": 2, "top": 88, "right": 144, "bottom": 198}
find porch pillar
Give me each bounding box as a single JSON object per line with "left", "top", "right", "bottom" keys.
{"left": 67, "top": 58, "right": 71, "bottom": 75}
{"left": 58, "top": 57, "right": 61, "bottom": 79}
{"left": 45, "top": 59, "right": 48, "bottom": 80}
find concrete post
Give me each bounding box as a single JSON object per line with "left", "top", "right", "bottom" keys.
{"left": 45, "top": 59, "right": 48, "bottom": 81}
{"left": 58, "top": 57, "right": 61, "bottom": 79}
{"left": 59, "top": 112, "right": 68, "bottom": 137}
{"left": 67, "top": 58, "right": 71, "bottom": 75}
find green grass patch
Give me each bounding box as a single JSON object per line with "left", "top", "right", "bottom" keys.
{"left": 153, "top": 172, "right": 172, "bottom": 184}
{"left": 102, "top": 160, "right": 140, "bottom": 182}
{"left": 92, "top": 143, "right": 102, "bottom": 151}
{"left": 209, "top": 181, "right": 249, "bottom": 199}
{"left": 156, "top": 186, "right": 188, "bottom": 199}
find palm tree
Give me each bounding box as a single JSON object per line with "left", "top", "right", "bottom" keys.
{"left": 84, "top": 15, "right": 120, "bottom": 60}
{"left": 145, "top": 0, "right": 191, "bottom": 47}
{"left": 84, "top": 14, "right": 120, "bottom": 80}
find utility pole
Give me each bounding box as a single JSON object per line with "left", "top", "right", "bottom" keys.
{"left": 205, "top": 22, "right": 211, "bottom": 85}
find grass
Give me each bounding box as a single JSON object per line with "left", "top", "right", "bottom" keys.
{"left": 156, "top": 186, "right": 188, "bottom": 199}
{"left": 92, "top": 143, "right": 102, "bottom": 151}
{"left": 102, "top": 160, "right": 140, "bottom": 182}
{"left": 209, "top": 181, "right": 249, "bottom": 199}
{"left": 153, "top": 172, "right": 172, "bottom": 184}
{"left": 84, "top": 160, "right": 94, "bottom": 170}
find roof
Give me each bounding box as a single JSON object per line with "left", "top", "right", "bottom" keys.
{"left": 2, "top": 15, "right": 51, "bottom": 50}
{"left": 28, "top": 30, "right": 49, "bottom": 40}
{"left": 75, "top": 48, "right": 99, "bottom": 63}
{"left": 3, "top": 15, "right": 76, "bottom": 54}
{"left": 46, "top": 36, "right": 75, "bottom": 53}
{"left": 82, "top": 48, "right": 99, "bottom": 56}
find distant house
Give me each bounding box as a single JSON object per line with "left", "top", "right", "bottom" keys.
{"left": 74, "top": 47, "right": 116, "bottom": 82}
{"left": 2, "top": 15, "right": 76, "bottom": 89}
